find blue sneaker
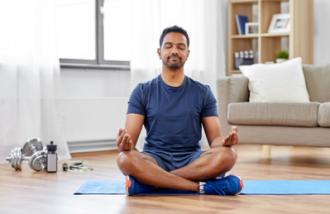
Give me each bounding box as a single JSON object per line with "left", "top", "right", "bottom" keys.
{"left": 125, "top": 176, "right": 156, "bottom": 196}
{"left": 203, "top": 175, "right": 243, "bottom": 196}
{"left": 125, "top": 176, "right": 197, "bottom": 195}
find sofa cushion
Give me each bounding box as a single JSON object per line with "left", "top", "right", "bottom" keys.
{"left": 239, "top": 58, "right": 310, "bottom": 103}
{"left": 227, "top": 102, "right": 319, "bottom": 127}
{"left": 229, "top": 75, "right": 249, "bottom": 102}
{"left": 303, "top": 64, "right": 330, "bottom": 102}
{"left": 318, "top": 102, "right": 330, "bottom": 127}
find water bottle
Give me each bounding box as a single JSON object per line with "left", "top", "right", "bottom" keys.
{"left": 47, "top": 141, "right": 57, "bottom": 173}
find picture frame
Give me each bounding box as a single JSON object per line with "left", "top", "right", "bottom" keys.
{"left": 268, "top": 13, "right": 290, "bottom": 33}
{"left": 245, "top": 22, "right": 259, "bottom": 35}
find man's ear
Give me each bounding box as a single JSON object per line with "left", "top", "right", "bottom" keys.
{"left": 157, "top": 48, "right": 161, "bottom": 59}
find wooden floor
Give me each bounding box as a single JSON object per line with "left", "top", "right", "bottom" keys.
{"left": 1, "top": 145, "right": 330, "bottom": 214}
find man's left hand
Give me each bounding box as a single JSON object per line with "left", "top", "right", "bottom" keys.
{"left": 222, "top": 127, "right": 238, "bottom": 147}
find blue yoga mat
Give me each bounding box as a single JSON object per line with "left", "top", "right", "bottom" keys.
{"left": 241, "top": 180, "right": 330, "bottom": 195}
{"left": 74, "top": 180, "right": 330, "bottom": 195}
{"left": 75, "top": 180, "right": 126, "bottom": 195}
{"left": 74, "top": 180, "right": 195, "bottom": 195}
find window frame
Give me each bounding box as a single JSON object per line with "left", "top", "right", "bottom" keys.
{"left": 60, "top": 0, "right": 130, "bottom": 70}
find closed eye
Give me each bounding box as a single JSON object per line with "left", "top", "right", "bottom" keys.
{"left": 164, "top": 43, "right": 173, "bottom": 49}
{"left": 177, "top": 44, "right": 186, "bottom": 50}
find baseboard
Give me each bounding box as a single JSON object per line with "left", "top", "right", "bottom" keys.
{"left": 67, "top": 139, "right": 117, "bottom": 153}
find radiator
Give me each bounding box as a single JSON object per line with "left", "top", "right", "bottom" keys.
{"left": 58, "top": 97, "right": 127, "bottom": 153}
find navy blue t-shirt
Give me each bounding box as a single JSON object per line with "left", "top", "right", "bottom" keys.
{"left": 127, "top": 75, "right": 218, "bottom": 154}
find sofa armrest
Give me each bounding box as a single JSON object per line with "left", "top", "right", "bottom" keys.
{"left": 217, "top": 75, "right": 249, "bottom": 134}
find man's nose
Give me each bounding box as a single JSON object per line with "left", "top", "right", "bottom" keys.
{"left": 170, "top": 46, "right": 179, "bottom": 54}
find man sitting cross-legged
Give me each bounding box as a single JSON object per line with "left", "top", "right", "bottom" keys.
{"left": 116, "top": 25, "right": 243, "bottom": 196}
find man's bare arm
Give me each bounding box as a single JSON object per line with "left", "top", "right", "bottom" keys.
{"left": 201, "top": 116, "right": 238, "bottom": 148}
{"left": 116, "top": 114, "right": 144, "bottom": 152}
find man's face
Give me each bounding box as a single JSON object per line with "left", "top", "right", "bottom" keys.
{"left": 158, "top": 32, "right": 190, "bottom": 70}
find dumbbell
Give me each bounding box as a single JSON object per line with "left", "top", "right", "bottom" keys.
{"left": 29, "top": 150, "right": 48, "bottom": 171}
{"left": 5, "top": 138, "right": 44, "bottom": 171}
{"left": 21, "top": 138, "right": 43, "bottom": 156}
{"left": 5, "top": 147, "right": 28, "bottom": 171}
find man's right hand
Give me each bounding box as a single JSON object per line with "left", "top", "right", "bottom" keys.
{"left": 116, "top": 128, "right": 133, "bottom": 152}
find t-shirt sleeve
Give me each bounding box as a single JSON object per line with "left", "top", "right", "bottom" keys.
{"left": 201, "top": 85, "right": 219, "bottom": 117}
{"left": 127, "top": 84, "right": 146, "bottom": 115}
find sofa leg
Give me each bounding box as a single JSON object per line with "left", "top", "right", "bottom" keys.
{"left": 262, "top": 145, "right": 271, "bottom": 159}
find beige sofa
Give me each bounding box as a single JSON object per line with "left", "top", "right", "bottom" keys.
{"left": 217, "top": 65, "right": 330, "bottom": 147}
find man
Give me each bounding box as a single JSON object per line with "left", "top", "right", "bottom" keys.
{"left": 116, "top": 25, "right": 242, "bottom": 196}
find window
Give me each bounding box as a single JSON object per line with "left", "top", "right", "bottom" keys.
{"left": 103, "top": 0, "right": 131, "bottom": 61}
{"left": 55, "top": 0, "right": 130, "bottom": 69}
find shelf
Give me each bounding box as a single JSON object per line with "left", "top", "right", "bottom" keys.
{"left": 232, "top": 70, "right": 241, "bottom": 74}
{"left": 261, "top": 0, "right": 289, "bottom": 2}
{"left": 232, "top": 34, "right": 259, "bottom": 39}
{"left": 261, "top": 33, "right": 290, "bottom": 37}
{"left": 231, "top": 33, "right": 289, "bottom": 39}
{"left": 227, "top": 0, "right": 313, "bottom": 75}
{"left": 231, "top": 0, "right": 258, "bottom": 4}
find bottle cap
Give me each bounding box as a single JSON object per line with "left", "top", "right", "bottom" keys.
{"left": 47, "top": 141, "right": 57, "bottom": 152}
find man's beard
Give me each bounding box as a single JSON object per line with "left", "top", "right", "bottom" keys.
{"left": 164, "top": 55, "right": 185, "bottom": 70}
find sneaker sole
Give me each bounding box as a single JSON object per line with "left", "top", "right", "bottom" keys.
{"left": 232, "top": 175, "right": 244, "bottom": 195}
{"left": 125, "top": 176, "right": 132, "bottom": 195}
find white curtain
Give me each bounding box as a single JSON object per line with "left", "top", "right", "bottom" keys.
{"left": 0, "top": 0, "right": 70, "bottom": 162}
{"left": 314, "top": 0, "right": 330, "bottom": 65}
{"left": 129, "top": 0, "right": 228, "bottom": 92}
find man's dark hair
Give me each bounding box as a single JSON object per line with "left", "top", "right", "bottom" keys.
{"left": 159, "top": 25, "right": 190, "bottom": 47}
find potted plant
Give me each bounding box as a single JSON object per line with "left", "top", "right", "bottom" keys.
{"left": 275, "top": 50, "right": 289, "bottom": 63}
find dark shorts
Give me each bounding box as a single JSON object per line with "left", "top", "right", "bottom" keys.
{"left": 143, "top": 150, "right": 203, "bottom": 172}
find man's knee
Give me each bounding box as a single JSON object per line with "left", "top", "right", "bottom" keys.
{"left": 220, "top": 147, "right": 237, "bottom": 170}
{"left": 211, "top": 147, "right": 237, "bottom": 171}
{"left": 116, "top": 151, "right": 137, "bottom": 175}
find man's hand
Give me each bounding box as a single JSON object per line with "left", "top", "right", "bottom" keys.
{"left": 222, "top": 127, "right": 238, "bottom": 147}
{"left": 116, "top": 128, "right": 133, "bottom": 152}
